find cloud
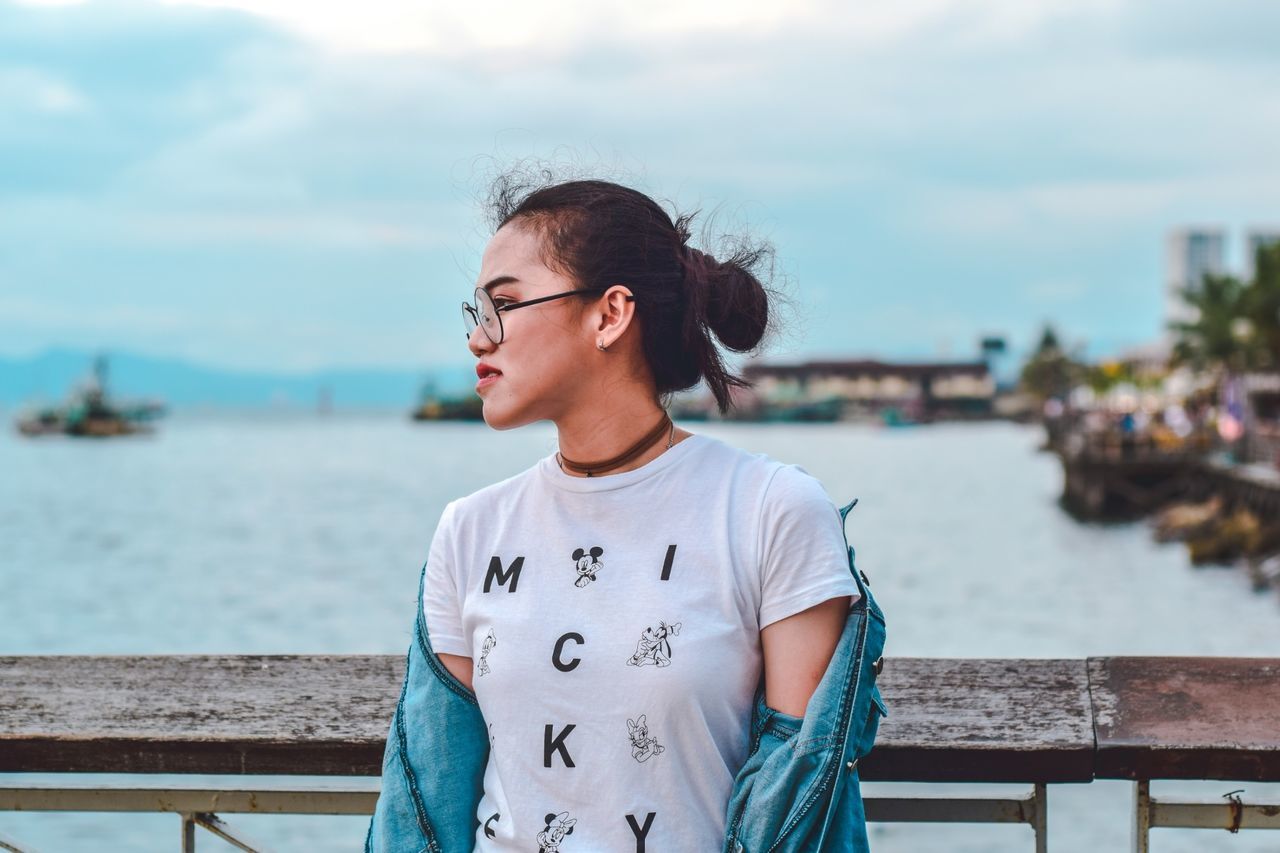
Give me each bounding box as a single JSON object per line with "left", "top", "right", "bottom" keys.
{"left": 3, "top": 0, "right": 1280, "bottom": 369}
{"left": 116, "top": 209, "right": 455, "bottom": 249}
{"left": 0, "top": 66, "right": 88, "bottom": 113}
{"left": 161, "top": 0, "right": 825, "bottom": 55}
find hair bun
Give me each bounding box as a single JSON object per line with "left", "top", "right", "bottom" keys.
{"left": 682, "top": 247, "right": 769, "bottom": 352}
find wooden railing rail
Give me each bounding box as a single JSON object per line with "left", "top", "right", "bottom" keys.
{"left": 2, "top": 655, "right": 1278, "bottom": 851}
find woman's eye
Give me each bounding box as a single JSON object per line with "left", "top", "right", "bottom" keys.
{"left": 492, "top": 297, "right": 513, "bottom": 308}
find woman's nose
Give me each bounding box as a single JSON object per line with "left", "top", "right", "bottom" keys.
{"left": 467, "top": 323, "right": 494, "bottom": 357}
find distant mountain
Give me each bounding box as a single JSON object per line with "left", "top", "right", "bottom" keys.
{"left": 0, "top": 348, "right": 478, "bottom": 410}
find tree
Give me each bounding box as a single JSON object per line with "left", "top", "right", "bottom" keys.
{"left": 1169, "top": 243, "right": 1280, "bottom": 375}
{"left": 1019, "top": 324, "right": 1083, "bottom": 403}
{"left": 1168, "top": 272, "right": 1258, "bottom": 374}
{"left": 1241, "top": 242, "right": 1280, "bottom": 370}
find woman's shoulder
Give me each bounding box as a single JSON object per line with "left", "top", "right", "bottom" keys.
{"left": 760, "top": 461, "right": 839, "bottom": 515}
{"left": 695, "top": 433, "right": 819, "bottom": 485}
{"left": 686, "top": 435, "right": 839, "bottom": 517}
{"left": 440, "top": 457, "right": 547, "bottom": 524}
{"left": 684, "top": 432, "right": 776, "bottom": 470}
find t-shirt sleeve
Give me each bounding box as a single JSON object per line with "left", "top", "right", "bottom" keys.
{"left": 421, "top": 499, "right": 470, "bottom": 657}
{"left": 757, "top": 464, "right": 862, "bottom": 630}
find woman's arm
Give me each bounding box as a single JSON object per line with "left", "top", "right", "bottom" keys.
{"left": 760, "top": 595, "right": 850, "bottom": 717}
{"left": 437, "top": 652, "right": 474, "bottom": 693}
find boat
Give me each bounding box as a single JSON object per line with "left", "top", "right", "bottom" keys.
{"left": 14, "top": 355, "right": 166, "bottom": 438}
{"left": 409, "top": 379, "right": 484, "bottom": 421}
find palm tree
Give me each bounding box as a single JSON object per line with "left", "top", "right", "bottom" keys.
{"left": 1167, "top": 272, "right": 1259, "bottom": 375}
{"left": 1241, "top": 242, "right": 1280, "bottom": 371}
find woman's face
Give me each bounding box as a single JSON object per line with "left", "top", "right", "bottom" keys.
{"left": 468, "top": 219, "right": 596, "bottom": 429}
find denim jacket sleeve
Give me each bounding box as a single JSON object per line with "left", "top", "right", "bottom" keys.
{"left": 366, "top": 560, "right": 489, "bottom": 853}
{"left": 721, "top": 498, "right": 889, "bottom": 853}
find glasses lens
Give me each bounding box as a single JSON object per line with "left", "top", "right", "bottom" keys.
{"left": 474, "top": 288, "right": 502, "bottom": 344}
{"left": 462, "top": 302, "right": 479, "bottom": 338}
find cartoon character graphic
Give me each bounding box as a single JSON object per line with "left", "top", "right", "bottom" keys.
{"left": 626, "top": 620, "right": 682, "bottom": 667}
{"left": 626, "top": 714, "right": 665, "bottom": 763}
{"left": 536, "top": 811, "right": 576, "bottom": 852}
{"left": 571, "top": 546, "right": 604, "bottom": 588}
{"left": 476, "top": 628, "right": 496, "bottom": 677}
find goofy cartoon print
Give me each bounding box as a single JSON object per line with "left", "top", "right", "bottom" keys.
{"left": 625, "top": 620, "right": 682, "bottom": 668}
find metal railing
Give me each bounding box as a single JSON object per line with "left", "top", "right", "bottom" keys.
{"left": 2, "top": 654, "right": 1277, "bottom": 852}
{"left": 0, "top": 781, "right": 1055, "bottom": 853}
{"left": 1131, "top": 780, "right": 1280, "bottom": 849}
{"left": 0, "top": 785, "right": 377, "bottom": 852}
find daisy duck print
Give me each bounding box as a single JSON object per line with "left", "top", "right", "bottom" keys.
{"left": 626, "top": 715, "right": 665, "bottom": 763}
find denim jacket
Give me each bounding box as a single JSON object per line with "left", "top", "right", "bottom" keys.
{"left": 367, "top": 498, "right": 888, "bottom": 853}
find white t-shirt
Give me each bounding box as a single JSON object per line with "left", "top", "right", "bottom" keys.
{"left": 422, "top": 432, "right": 860, "bottom": 853}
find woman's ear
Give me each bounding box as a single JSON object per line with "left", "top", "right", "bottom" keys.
{"left": 593, "top": 284, "right": 636, "bottom": 345}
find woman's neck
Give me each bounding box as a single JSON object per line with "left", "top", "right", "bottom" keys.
{"left": 554, "top": 406, "right": 692, "bottom": 477}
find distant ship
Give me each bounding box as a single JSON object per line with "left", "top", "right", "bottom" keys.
{"left": 409, "top": 378, "right": 483, "bottom": 421}
{"left": 15, "top": 355, "right": 166, "bottom": 438}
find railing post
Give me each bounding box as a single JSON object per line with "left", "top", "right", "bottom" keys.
{"left": 181, "top": 812, "right": 196, "bottom": 853}
{"left": 0, "top": 828, "right": 36, "bottom": 853}
{"left": 195, "top": 812, "right": 269, "bottom": 852}
{"left": 1132, "top": 780, "right": 1150, "bottom": 853}
{"left": 1033, "top": 783, "right": 1047, "bottom": 853}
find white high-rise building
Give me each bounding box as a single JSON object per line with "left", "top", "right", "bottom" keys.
{"left": 1244, "top": 228, "right": 1280, "bottom": 281}
{"left": 1166, "top": 228, "right": 1226, "bottom": 335}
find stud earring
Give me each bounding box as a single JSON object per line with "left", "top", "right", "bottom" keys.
{"left": 597, "top": 340, "right": 607, "bottom": 351}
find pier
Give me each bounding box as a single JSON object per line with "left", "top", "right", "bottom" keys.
{"left": 3, "top": 655, "right": 1279, "bottom": 851}
{"left": 1056, "top": 432, "right": 1280, "bottom": 523}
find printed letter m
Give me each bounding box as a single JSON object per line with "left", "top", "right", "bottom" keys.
{"left": 483, "top": 556, "right": 525, "bottom": 593}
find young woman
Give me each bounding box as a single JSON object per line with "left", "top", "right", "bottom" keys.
{"left": 374, "top": 178, "right": 874, "bottom": 852}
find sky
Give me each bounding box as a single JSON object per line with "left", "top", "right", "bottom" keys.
{"left": 2, "top": 0, "right": 1279, "bottom": 373}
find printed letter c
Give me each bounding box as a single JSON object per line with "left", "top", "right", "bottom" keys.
{"left": 552, "top": 632, "right": 585, "bottom": 672}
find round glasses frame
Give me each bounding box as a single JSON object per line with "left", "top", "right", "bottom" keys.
{"left": 462, "top": 286, "right": 635, "bottom": 345}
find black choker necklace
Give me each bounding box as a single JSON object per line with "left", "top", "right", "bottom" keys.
{"left": 557, "top": 412, "right": 676, "bottom": 477}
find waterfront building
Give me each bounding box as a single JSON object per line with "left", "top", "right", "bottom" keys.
{"left": 1244, "top": 228, "right": 1280, "bottom": 281}
{"left": 741, "top": 358, "right": 995, "bottom": 421}
{"left": 1165, "top": 227, "right": 1226, "bottom": 336}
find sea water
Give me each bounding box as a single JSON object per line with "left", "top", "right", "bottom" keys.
{"left": 3, "top": 414, "right": 1278, "bottom": 851}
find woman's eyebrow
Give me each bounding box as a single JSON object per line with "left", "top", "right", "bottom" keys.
{"left": 481, "top": 275, "right": 520, "bottom": 293}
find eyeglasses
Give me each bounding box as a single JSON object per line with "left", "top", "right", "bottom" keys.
{"left": 462, "top": 286, "right": 635, "bottom": 345}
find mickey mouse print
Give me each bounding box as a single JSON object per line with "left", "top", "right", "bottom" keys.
{"left": 571, "top": 547, "right": 603, "bottom": 588}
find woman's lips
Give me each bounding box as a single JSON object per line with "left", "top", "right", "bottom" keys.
{"left": 476, "top": 371, "right": 502, "bottom": 390}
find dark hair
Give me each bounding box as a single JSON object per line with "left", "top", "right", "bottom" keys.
{"left": 486, "top": 176, "right": 778, "bottom": 414}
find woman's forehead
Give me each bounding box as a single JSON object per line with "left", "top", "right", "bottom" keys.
{"left": 479, "top": 221, "right": 554, "bottom": 285}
